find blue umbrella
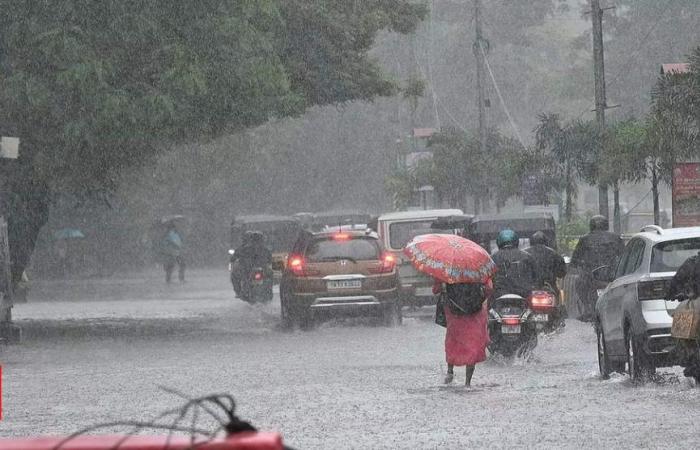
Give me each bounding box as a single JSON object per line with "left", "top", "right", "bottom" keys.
{"left": 54, "top": 228, "right": 85, "bottom": 239}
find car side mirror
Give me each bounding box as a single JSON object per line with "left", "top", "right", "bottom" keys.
{"left": 592, "top": 265, "right": 614, "bottom": 283}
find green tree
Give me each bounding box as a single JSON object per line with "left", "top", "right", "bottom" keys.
{"left": 0, "top": 0, "right": 427, "bottom": 285}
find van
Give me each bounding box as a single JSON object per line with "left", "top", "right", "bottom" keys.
{"left": 376, "top": 209, "right": 464, "bottom": 307}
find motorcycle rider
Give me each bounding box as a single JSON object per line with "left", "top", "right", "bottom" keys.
{"left": 525, "top": 231, "right": 567, "bottom": 326}
{"left": 526, "top": 231, "right": 566, "bottom": 290}
{"left": 491, "top": 229, "right": 540, "bottom": 300}
{"left": 231, "top": 231, "right": 272, "bottom": 298}
{"left": 570, "top": 215, "right": 624, "bottom": 321}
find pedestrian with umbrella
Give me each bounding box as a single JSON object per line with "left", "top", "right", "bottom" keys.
{"left": 157, "top": 215, "right": 187, "bottom": 284}
{"left": 405, "top": 234, "right": 497, "bottom": 386}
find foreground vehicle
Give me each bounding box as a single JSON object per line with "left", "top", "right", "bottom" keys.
{"left": 376, "top": 209, "right": 464, "bottom": 307}
{"left": 487, "top": 294, "right": 538, "bottom": 357}
{"left": 280, "top": 229, "right": 400, "bottom": 329}
{"left": 595, "top": 226, "right": 700, "bottom": 381}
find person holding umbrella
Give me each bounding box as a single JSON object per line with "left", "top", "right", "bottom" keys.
{"left": 158, "top": 216, "right": 187, "bottom": 284}
{"left": 405, "top": 234, "right": 497, "bottom": 386}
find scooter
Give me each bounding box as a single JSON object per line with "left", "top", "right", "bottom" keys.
{"left": 228, "top": 249, "right": 273, "bottom": 304}
{"left": 529, "top": 289, "right": 563, "bottom": 333}
{"left": 239, "top": 266, "right": 274, "bottom": 304}
{"left": 488, "top": 294, "right": 538, "bottom": 357}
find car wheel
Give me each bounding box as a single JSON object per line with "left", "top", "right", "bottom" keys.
{"left": 383, "top": 302, "right": 402, "bottom": 327}
{"left": 626, "top": 326, "right": 654, "bottom": 382}
{"left": 597, "top": 321, "right": 615, "bottom": 379}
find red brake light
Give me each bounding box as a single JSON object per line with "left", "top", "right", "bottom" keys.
{"left": 254, "top": 272, "right": 263, "bottom": 281}
{"left": 288, "top": 256, "right": 305, "bottom": 276}
{"left": 334, "top": 233, "right": 350, "bottom": 240}
{"left": 502, "top": 316, "right": 521, "bottom": 325}
{"left": 529, "top": 291, "right": 555, "bottom": 311}
{"left": 370, "top": 253, "right": 396, "bottom": 274}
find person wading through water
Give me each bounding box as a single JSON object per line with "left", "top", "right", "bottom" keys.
{"left": 436, "top": 279, "right": 492, "bottom": 386}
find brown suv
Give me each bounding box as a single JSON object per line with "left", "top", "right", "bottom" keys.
{"left": 280, "top": 230, "right": 401, "bottom": 329}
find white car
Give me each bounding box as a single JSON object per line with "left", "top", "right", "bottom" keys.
{"left": 595, "top": 225, "right": 700, "bottom": 380}
{"left": 376, "top": 209, "right": 464, "bottom": 307}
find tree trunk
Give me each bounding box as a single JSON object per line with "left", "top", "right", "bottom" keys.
{"left": 613, "top": 183, "right": 621, "bottom": 233}
{"left": 564, "top": 160, "right": 573, "bottom": 222}
{"left": 6, "top": 164, "right": 51, "bottom": 289}
{"left": 651, "top": 165, "right": 660, "bottom": 226}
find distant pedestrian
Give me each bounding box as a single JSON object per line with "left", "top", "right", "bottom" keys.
{"left": 160, "top": 222, "right": 185, "bottom": 283}
{"left": 437, "top": 279, "right": 491, "bottom": 386}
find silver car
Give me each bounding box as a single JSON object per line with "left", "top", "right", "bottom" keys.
{"left": 595, "top": 225, "right": 700, "bottom": 380}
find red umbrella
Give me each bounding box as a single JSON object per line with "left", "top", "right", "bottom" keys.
{"left": 403, "top": 233, "right": 496, "bottom": 284}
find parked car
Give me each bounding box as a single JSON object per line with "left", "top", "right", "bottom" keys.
{"left": 280, "top": 229, "right": 400, "bottom": 329}
{"left": 595, "top": 225, "right": 700, "bottom": 380}
{"left": 375, "top": 209, "right": 464, "bottom": 307}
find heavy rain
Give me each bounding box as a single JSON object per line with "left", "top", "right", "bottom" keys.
{"left": 0, "top": 1, "right": 699, "bottom": 449}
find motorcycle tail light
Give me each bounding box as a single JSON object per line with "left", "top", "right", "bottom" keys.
{"left": 529, "top": 291, "right": 555, "bottom": 311}
{"left": 254, "top": 272, "right": 263, "bottom": 281}
{"left": 502, "top": 316, "right": 520, "bottom": 325}
{"left": 637, "top": 279, "right": 670, "bottom": 301}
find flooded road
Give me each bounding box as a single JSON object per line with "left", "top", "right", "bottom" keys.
{"left": 1, "top": 270, "right": 698, "bottom": 448}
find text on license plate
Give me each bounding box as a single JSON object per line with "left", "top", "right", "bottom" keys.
{"left": 327, "top": 280, "right": 362, "bottom": 290}
{"left": 532, "top": 313, "right": 548, "bottom": 322}
{"left": 502, "top": 325, "right": 521, "bottom": 334}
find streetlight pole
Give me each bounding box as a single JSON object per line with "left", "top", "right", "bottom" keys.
{"left": 590, "top": 0, "right": 610, "bottom": 220}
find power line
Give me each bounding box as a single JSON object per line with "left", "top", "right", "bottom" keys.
{"left": 479, "top": 42, "right": 528, "bottom": 149}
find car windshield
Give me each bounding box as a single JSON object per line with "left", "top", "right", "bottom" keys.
{"left": 650, "top": 238, "right": 700, "bottom": 272}
{"left": 305, "top": 237, "right": 380, "bottom": 262}
{"left": 389, "top": 220, "right": 437, "bottom": 249}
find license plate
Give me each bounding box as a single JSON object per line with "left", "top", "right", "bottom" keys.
{"left": 502, "top": 325, "right": 521, "bottom": 334}
{"left": 415, "top": 286, "right": 434, "bottom": 297}
{"left": 532, "top": 313, "right": 549, "bottom": 322}
{"left": 327, "top": 280, "right": 362, "bottom": 290}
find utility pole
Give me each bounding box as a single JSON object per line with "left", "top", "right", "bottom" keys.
{"left": 473, "top": 0, "right": 487, "bottom": 214}
{"left": 590, "top": 0, "right": 609, "bottom": 220}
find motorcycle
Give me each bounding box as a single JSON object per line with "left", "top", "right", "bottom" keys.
{"left": 488, "top": 294, "right": 538, "bottom": 357}
{"left": 229, "top": 250, "right": 273, "bottom": 304}
{"left": 239, "top": 266, "right": 273, "bottom": 304}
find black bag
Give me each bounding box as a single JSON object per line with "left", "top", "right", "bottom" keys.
{"left": 435, "top": 295, "right": 447, "bottom": 327}
{"left": 445, "top": 283, "right": 485, "bottom": 316}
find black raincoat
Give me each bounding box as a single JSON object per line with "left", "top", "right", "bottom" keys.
{"left": 525, "top": 244, "right": 566, "bottom": 290}
{"left": 491, "top": 247, "right": 539, "bottom": 299}
{"left": 570, "top": 230, "right": 624, "bottom": 272}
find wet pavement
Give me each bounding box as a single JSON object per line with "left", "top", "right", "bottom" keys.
{"left": 1, "top": 269, "right": 698, "bottom": 448}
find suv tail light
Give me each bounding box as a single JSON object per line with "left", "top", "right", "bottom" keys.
{"left": 637, "top": 279, "right": 670, "bottom": 301}
{"left": 370, "top": 253, "right": 397, "bottom": 274}
{"left": 529, "top": 291, "right": 555, "bottom": 311}
{"left": 287, "top": 255, "right": 320, "bottom": 277}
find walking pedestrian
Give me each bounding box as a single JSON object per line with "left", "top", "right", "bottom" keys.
{"left": 438, "top": 279, "right": 492, "bottom": 386}
{"left": 160, "top": 222, "right": 186, "bottom": 284}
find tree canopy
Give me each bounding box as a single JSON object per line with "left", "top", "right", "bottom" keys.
{"left": 0, "top": 0, "right": 427, "bottom": 281}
